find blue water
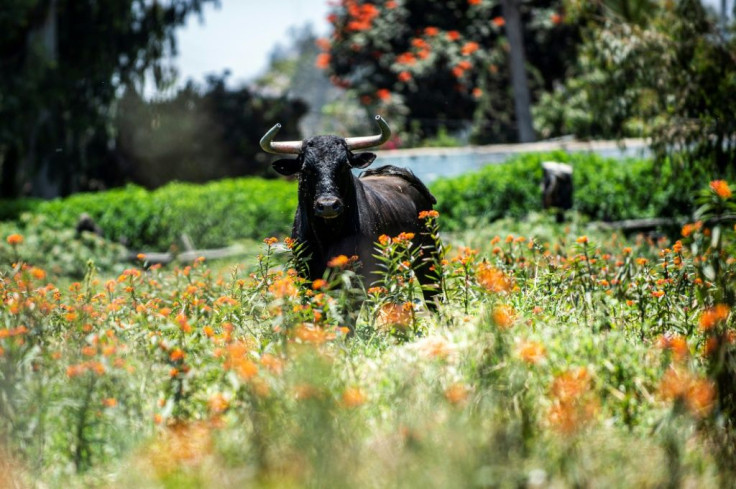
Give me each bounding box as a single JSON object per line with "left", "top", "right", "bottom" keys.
{"left": 360, "top": 140, "right": 651, "bottom": 184}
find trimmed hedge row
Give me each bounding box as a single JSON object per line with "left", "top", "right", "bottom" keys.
{"left": 0, "top": 151, "right": 708, "bottom": 250}
{"left": 29, "top": 179, "right": 297, "bottom": 250}
{"left": 431, "top": 151, "right": 706, "bottom": 231}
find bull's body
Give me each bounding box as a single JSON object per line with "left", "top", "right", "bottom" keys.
{"left": 293, "top": 164, "right": 436, "bottom": 282}
{"left": 260, "top": 117, "right": 439, "bottom": 306}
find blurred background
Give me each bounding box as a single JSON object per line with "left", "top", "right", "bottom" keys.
{"left": 1, "top": 0, "right": 734, "bottom": 199}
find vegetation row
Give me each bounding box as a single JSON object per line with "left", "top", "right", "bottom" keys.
{"left": 0, "top": 152, "right": 711, "bottom": 259}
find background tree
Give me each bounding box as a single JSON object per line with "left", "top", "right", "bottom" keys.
{"left": 116, "top": 73, "right": 307, "bottom": 188}
{"left": 535, "top": 0, "right": 736, "bottom": 175}
{"left": 319, "top": 0, "right": 580, "bottom": 144}
{"left": 0, "top": 0, "right": 217, "bottom": 198}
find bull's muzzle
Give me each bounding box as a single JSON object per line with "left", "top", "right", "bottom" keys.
{"left": 314, "top": 196, "right": 344, "bottom": 219}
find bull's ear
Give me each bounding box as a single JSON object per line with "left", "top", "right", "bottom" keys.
{"left": 272, "top": 158, "right": 301, "bottom": 176}
{"left": 349, "top": 152, "right": 376, "bottom": 169}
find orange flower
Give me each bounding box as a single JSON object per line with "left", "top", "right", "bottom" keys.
{"left": 445, "top": 383, "right": 470, "bottom": 404}
{"left": 419, "top": 209, "right": 439, "bottom": 219}
{"left": 550, "top": 12, "right": 562, "bottom": 24}
{"left": 342, "top": 387, "right": 367, "bottom": 407}
{"left": 6, "top": 234, "right": 23, "bottom": 246}
{"left": 472, "top": 87, "right": 483, "bottom": 98}
{"left": 656, "top": 334, "right": 689, "bottom": 361}
{"left": 547, "top": 367, "right": 597, "bottom": 434}
{"left": 424, "top": 26, "right": 439, "bottom": 36}
{"left": 417, "top": 336, "right": 454, "bottom": 360}
{"left": 102, "top": 398, "right": 117, "bottom": 408}
{"left": 327, "top": 254, "right": 350, "bottom": 268}
{"left": 652, "top": 289, "right": 665, "bottom": 298}
{"left": 224, "top": 342, "right": 258, "bottom": 380}
{"left": 315, "top": 37, "right": 331, "bottom": 51}
{"left": 576, "top": 235, "right": 588, "bottom": 244}
{"left": 515, "top": 340, "right": 546, "bottom": 364}
{"left": 378, "top": 302, "right": 413, "bottom": 331}
{"left": 294, "top": 323, "right": 336, "bottom": 344}
{"left": 208, "top": 393, "right": 229, "bottom": 414}
{"left": 658, "top": 366, "right": 715, "bottom": 418}
{"left": 461, "top": 41, "right": 480, "bottom": 56}
{"left": 491, "top": 304, "right": 516, "bottom": 329}
{"left": 710, "top": 180, "right": 732, "bottom": 199}
{"left": 169, "top": 348, "right": 185, "bottom": 362}
{"left": 268, "top": 276, "right": 298, "bottom": 299}
{"left": 492, "top": 16, "right": 505, "bottom": 27}
{"left": 30, "top": 267, "right": 46, "bottom": 280}
{"left": 398, "top": 71, "right": 412, "bottom": 82}
{"left": 477, "top": 262, "right": 512, "bottom": 293}
{"left": 699, "top": 304, "right": 730, "bottom": 331}
{"left": 468, "top": 0, "right": 481, "bottom": 4}
{"left": 446, "top": 30, "right": 461, "bottom": 41}
{"left": 311, "top": 279, "right": 328, "bottom": 290}
{"left": 386, "top": 0, "right": 397, "bottom": 8}
{"left": 396, "top": 52, "right": 417, "bottom": 65}
{"left": 376, "top": 89, "right": 391, "bottom": 101}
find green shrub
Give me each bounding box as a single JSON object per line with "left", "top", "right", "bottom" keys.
{"left": 431, "top": 151, "right": 708, "bottom": 230}
{"left": 32, "top": 179, "right": 297, "bottom": 250}
{"left": 0, "top": 214, "right": 127, "bottom": 279}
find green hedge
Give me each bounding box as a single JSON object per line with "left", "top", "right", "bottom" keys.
{"left": 30, "top": 179, "right": 297, "bottom": 250}
{"left": 0, "top": 152, "right": 710, "bottom": 251}
{"left": 430, "top": 151, "right": 707, "bottom": 230}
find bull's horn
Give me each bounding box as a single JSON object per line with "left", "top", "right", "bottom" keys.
{"left": 260, "top": 123, "right": 303, "bottom": 154}
{"left": 345, "top": 115, "right": 391, "bottom": 150}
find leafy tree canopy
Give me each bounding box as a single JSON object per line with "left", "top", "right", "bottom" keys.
{"left": 536, "top": 0, "right": 736, "bottom": 175}
{"left": 318, "top": 0, "right": 580, "bottom": 144}
{"left": 0, "top": 0, "right": 218, "bottom": 198}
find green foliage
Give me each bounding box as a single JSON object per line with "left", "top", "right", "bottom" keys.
{"left": 537, "top": 0, "right": 736, "bottom": 175}
{"left": 0, "top": 0, "right": 217, "bottom": 197}
{"left": 33, "top": 178, "right": 297, "bottom": 251}
{"left": 432, "top": 151, "right": 711, "bottom": 229}
{"left": 0, "top": 214, "right": 127, "bottom": 279}
{"left": 4, "top": 151, "right": 709, "bottom": 253}
{"left": 116, "top": 75, "right": 308, "bottom": 188}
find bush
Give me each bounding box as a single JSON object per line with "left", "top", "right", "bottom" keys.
{"left": 2, "top": 151, "right": 709, "bottom": 252}
{"left": 31, "top": 178, "right": 297, "bottom": 251}
{"left": 431, "top": 151, "right": 708, "bottom": 230}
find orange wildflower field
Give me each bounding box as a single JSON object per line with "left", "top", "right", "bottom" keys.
{"left": 1, "top": 182, "right": 736, "bottom": 488}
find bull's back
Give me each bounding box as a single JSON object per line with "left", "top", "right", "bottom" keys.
{"left": 358, "top": 166, "right": 435, "bottom": 236}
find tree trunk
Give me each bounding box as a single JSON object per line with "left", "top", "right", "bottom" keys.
{"left": 501, "top": 0, "right": 535, "bottom": 143}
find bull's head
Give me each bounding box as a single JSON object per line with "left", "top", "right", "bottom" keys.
{"left": 260, "top": 116, "right": 391, "bottom": 219}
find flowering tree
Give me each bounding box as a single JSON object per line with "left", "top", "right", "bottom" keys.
{"left": 317, "top": 0, "right": 577, "bottom": 144}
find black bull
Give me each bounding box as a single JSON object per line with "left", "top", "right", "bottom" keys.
{"left": 260, "top": 116, "right": 440, "bottom": 306}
